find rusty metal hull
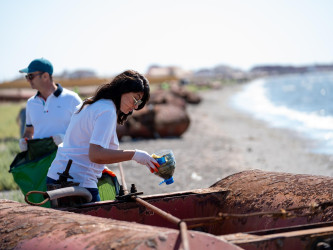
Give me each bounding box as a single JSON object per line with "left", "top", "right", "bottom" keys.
{"left": 210, "top": 169, "right": 333, "bottom": 234}
{"left": 2, "top": 169, "right": 333, "bottom": 249}
{"left": 66, "top": 189, "right": 229, "bottom": 231}
{"left": 222, "top": 222, "right": 333, "bottom": 250}
{"left": 66, "top": 170, "right": 333, "bottom": 235}
{"left": 0, "top": 199, "right": 239, "bottom": 250}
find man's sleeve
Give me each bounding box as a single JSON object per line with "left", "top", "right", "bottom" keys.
{"left": 25, "top": 103, "right": 32, "bottom": 127}
{"left": 70, "top": 94, "right": 83, "bottom": 114}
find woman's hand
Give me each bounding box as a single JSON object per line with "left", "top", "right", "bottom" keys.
{"left": 132, "top": 149, "right": 159, "bottom": 173}
{"left": 88, "top": 144, "right": 159, "bottom": 172}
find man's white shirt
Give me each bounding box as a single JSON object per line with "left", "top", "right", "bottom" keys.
{"left": 25, "top": 84, "right": 82, "bottom": 138}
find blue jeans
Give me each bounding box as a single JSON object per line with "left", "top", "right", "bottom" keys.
{"left": 46, "top": 177, "right": 101, "bottom": 202}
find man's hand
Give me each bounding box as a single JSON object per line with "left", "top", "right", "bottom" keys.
{"left": 19, "top": 138, "right": 28, "bottom": 152}
{"left": 52, "top": 134, "right": 64, "bottom": 146}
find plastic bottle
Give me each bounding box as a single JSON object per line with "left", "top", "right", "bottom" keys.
{"left": 151, "top": 149, "right": 175, "bottom": 185}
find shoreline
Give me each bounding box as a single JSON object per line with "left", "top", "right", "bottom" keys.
{"left": 115, "top": 83, "right": 332, "bottom": 195}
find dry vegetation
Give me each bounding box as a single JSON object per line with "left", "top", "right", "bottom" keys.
{"left": 0, "top": 77, "right": 109, "bottom": 89}
{"left": 0, "top": 75, "right": 180, "bottom": 89}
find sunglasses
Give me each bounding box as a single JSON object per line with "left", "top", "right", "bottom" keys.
{"left": 25, "top": 72, "right": 44, "bottom": 81}
{"left": 132, "top": 96, "right": 143, "bottom": 106}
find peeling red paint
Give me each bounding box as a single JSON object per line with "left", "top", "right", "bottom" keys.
{"left": 0, "top": 200, "right": 239, "bottom": 249}
{"left": 2, "top": 170, "right": 333, "bottom": 249}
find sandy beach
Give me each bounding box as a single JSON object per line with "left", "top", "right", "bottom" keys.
{"left": 114, "top": 82, "right": 333, "bottom": 196}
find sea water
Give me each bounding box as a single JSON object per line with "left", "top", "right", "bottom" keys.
{"left": 231, "top": 71, "right": 333, "bottom": 155}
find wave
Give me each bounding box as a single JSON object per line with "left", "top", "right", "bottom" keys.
{"left": 231, "top": 78, "right": 333, "bottom": 155}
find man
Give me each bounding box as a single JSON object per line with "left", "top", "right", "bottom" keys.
{"left": 18, "top": 58, "right": 82, "bottom": 151}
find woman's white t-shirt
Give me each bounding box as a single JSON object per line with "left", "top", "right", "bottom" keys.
{"left": 47, "top": 99, "right": 119, "bottom": 188}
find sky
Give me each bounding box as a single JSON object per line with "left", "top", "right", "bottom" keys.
{"left": 0, "top": 0, "right": 333, "bottom": 82}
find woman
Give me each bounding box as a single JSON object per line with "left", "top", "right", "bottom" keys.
{"left": 47, "top": 70, "right": 159, "bottom": 202}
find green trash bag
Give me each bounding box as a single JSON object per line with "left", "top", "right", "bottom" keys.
{"left": 9, "top": 138, "right": 58, "bottom": 207}
{"left": 97, "top": 173, "right": 120, "bottom": 201}
{"left": 10, "top": 137, "right": 119, "bottom": 205}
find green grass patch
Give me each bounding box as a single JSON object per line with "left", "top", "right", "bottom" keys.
{"left": 0, "top": 138, "right": 20, "bottom": 190}
{"left": 0, "top": 102, "right": 22, "bottom": 201}
{"left": 0, "top": 103, "right": 22, "bottom": 138}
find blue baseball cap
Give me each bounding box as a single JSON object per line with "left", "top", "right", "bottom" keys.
{"left": 19, "top": 58, "right": 53, "bottom": 75}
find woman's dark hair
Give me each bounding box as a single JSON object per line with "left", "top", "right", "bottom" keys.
{"left": 77, "top": 70, "right": 150, "bottom": 125}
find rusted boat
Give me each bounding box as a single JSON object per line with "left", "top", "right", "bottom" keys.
{"left": 2, "top": 169, "right": 333, "bottom": 249}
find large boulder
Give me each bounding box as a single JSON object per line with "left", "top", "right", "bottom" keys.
{"left": 117, "top": 104, "right": 190, "bottom": 139}
{"left": 169, "top": 82, "right": 202, "bottom": 104}
{"left": 149, "top": 89, "right": 187, "bottom": 109}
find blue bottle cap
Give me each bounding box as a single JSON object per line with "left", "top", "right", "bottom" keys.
{"left": 159, "top": 177, "right": 174, "bottom": 185}
{"left": 165, "top": 177, "right": 174, "bottom": 185}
